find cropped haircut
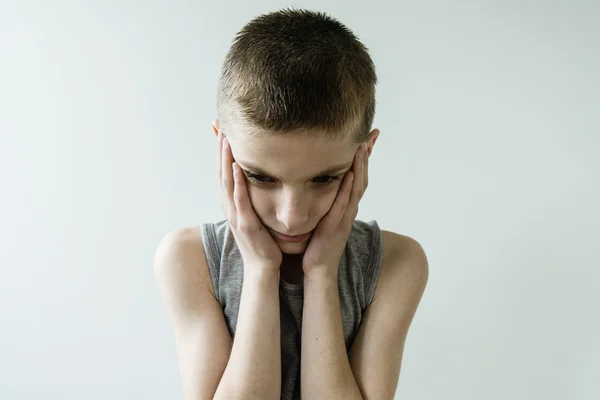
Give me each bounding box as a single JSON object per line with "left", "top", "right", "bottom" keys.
{"left": 216, "top": 8, "right": 377, "bottom": 143}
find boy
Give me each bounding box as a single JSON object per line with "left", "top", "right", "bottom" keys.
{"left": 155, "top": 8, "right": 428, "bottom": 400}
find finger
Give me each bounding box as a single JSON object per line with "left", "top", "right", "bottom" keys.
{"left": 328, "top": 170, "right": 354, "bottom": 220}
{"left": 363, "top": 143, "right": 369, "bottom": 191}
{"left": 221, "top": 137, "right": 236, "bottom": 218}
{"left": 232, "top": 162, "right": 253, "bottom": 217}
{"left": 348, "top": 144, "right": 364, "bottom": 207}
{"left": 217, "top": 129, "right": 223, "bottom": 184}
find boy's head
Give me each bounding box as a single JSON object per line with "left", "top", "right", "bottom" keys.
{"left": 213, "top": 8, "right": 380, "bottom": 254}
{"left": 216, "top": 7, "right": 377, "bottom": 142}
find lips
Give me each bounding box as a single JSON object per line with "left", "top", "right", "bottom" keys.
{"left": 272, "top": 230, "right": 312, "bottom": 242}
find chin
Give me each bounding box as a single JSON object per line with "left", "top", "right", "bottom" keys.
{"left": 276, "top": 240, "right": 309, "bottom": 255}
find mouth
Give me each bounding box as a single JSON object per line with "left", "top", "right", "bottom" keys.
{"left": 271, "top": 230, "right": 312, "bottom": 242}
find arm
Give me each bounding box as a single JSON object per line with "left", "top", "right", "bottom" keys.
{"left": 154, "top": 227, "right": 281, "bottom": 400}
{"left": 348, "top": 233, "right": 429, "bottom": 399}
{"left": 214, "top": 268, "right": 282, "bottom": 400}
{"left": 301, "top": 269, "right": 364, "bottom": 399}
{"left": 301, "top": 232, "right": 429, "bottom": 400}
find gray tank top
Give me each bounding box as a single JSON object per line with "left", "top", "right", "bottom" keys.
{"left": 200, "top": 219, "right": 384, "bottom": 400}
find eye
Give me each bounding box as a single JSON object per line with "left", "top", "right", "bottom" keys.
{"left": 243, "top": 171, "right": 341, "bottom": 186}
{"left": 244, "top": 172, "right": 275, "bottom": 184}
{"left": 312, "top": 175, "right": 341, "bottom": 186}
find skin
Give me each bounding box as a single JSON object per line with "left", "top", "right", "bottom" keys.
{"left": 151, "top": 119, "right": 426, "bottom": 399}
{"left": 212, "top": 120, "right": 380, "bottom": 281}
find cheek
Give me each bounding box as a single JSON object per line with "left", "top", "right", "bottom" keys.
{"left": 247, "top": 185, "right": 340, "bottom": 222}
{"left": 246, "top": 186, "right": 271, "bottom": 217}
{"left": 313, "top": 188, "right": 339, "bottom": 218}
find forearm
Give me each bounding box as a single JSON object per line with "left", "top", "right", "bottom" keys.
{"left": 301, "top": 270, "right": 363, "bottom": 399}
{"left": 214, "top": 269, "right": 281, "bottom": 400}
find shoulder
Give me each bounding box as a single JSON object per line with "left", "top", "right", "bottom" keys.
{"left": 153, "top": 225, "right": 215, "bottom": 298}
{"left": 154, "top": 226, "right": 204, "bottom": 262}
{"left": 346, "top": 230, "right": 428, "bottom": 397}
{"left": 374, "top": 230, "right": 429, "bottom": 304}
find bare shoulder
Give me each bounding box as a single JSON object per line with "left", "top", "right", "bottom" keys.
{"left": 153, "top": 226, "right": 232, "bottom": 399}
{"left": 374, "top": 230, "right": 429, "bottom": 303}
{"left": 347, "top": 235, "right": 429, "bottom": 397}
{"left": 153, "top": 225, "right": 216, "bottom": 300}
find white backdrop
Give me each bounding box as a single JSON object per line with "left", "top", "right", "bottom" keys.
{"left": 1, "top": 1, "right": 598, "bottom": 399}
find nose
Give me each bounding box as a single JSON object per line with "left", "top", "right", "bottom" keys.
{"left": 276, "top": 187, "right": 309, "bottom": 233}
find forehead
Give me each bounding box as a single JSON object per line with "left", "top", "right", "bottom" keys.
{"left": 228, "top": 131, "right": 356, "bottom": 178}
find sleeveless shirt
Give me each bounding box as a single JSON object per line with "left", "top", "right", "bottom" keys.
{"left": 200, "top": 219, "right": 384, "bottom": 400}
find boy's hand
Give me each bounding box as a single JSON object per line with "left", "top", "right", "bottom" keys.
{"left": 218, "top": 131, "right": 283, "bottom": 274}
{"left": 302, "top": 142, "right": 369, "bottom": 277}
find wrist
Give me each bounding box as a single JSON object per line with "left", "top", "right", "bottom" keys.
{"left": 303, "top": 267, "right": 338, "bottom": 284}
{"left": 244, "top": 268, "right": 281, "bottom": 282}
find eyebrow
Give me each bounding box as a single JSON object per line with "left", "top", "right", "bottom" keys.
{"left": 238, "top": 161, "right": 353, "bottom": 180}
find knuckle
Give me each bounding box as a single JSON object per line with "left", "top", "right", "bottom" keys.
{"left": 233, "top": 190, "right": 244, "bottom": 204}
{"left": 238, "top": 220, "right": 253, "bottom": 234}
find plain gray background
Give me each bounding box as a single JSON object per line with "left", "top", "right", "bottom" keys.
{"left": 1, "top": 0, "right": 599, "bottom": 399}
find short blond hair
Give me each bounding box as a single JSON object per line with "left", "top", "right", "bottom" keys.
{"left": 216, "top": 8, "right": 377, "bottom": 143}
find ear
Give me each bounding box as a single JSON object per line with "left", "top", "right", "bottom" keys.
{"left": 366, "top": 128, "right": 380, "bottom": 157}
{"left": 211, "top": 120, "right": 220, "bottom": 137}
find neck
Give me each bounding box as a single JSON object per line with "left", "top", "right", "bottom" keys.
{"left": 280, "top": 253, "right": 304, "bottom": 284}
